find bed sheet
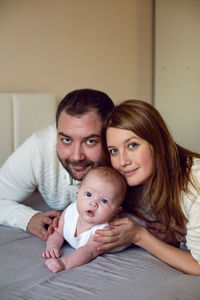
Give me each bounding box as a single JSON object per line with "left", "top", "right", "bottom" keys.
{"left": 1, "top": 193, "right": 200, "bottom": 300}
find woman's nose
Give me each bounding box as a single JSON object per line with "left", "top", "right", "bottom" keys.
{"left": 119, "top": 152, "right": 131, "bottom": 167}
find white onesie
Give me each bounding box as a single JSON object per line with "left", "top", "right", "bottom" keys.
{"left": 63, "top": 202, "right": 109, "bottom": 249}
{"left": 63, "top": 202, "right": 129, "bottom": 253}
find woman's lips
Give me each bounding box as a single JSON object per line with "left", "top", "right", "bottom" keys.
{"left": 123, "top": 168, "right": 139, "bottom": 177}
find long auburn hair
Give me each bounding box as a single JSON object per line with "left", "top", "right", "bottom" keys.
{"left": 101, "top": 100, "right": 200, "bottom": 227}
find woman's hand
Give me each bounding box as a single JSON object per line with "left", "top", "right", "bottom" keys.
{"left": 93, "top": 217, "right": 144, "bottom": 252}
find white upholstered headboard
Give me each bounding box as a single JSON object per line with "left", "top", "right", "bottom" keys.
{"left": 0, "top": 93, "right": 57, "bottom": 167}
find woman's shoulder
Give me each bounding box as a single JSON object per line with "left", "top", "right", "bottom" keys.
{"left": 181, "top": 158, "right": 200, "bottom": 217}
{"left": 191, "top": 158, "right": 200, "bottom": 179}
{"left": 192, "top": 157, "right": 200, "bottom": 167}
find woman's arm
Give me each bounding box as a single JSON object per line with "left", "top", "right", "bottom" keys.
{"left": 94, "top": 217, "right": 200, "bottom": 275}
{"left": 138, "top": 226, "right": 200, "bottom": 275}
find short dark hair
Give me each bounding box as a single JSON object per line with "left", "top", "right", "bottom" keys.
{"left": 56, "top": 88, "right": 114, "bottom": 127}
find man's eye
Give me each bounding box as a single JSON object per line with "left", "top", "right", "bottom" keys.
{"left": 101, "top": 199, "right": 108, "bottom": 204}
{"left": 62, "top": 138, "right": 71, "bottom": 144}
{"left": 86, "top": 139, "right": 96, "bottom": 145}
{"left": 86, "top": 192, "right": 92, "bottom": 197}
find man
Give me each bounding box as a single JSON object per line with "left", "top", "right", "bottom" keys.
{"left": 0, "top": 89, "right": 114, "bottom": 240}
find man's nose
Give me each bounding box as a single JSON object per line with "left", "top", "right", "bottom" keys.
{"left": 71, "top": 144, "right": 85, "bottom": 161}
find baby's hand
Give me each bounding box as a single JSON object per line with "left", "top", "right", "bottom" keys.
{"left": 45, "top": 258, "right": 65, "bottom": 273}
{"left": 42, "top": 248, "right": 62, "bottom": 259}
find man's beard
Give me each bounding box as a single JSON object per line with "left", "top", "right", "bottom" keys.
{"left": 57, "top": 155, "right": 96, "bottom": 181}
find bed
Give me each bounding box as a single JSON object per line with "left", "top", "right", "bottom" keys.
{"left": 0, "top": 93, "right": 200, "bottom": 300}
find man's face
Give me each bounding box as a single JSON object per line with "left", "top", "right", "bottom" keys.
{"left": 57, "top": 110, "right": 103, "bottom": 181}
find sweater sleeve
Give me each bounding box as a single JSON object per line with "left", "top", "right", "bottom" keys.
{"left": 0, "top": 134, "right": 40, "bottom": 231}
{"left": 182, "top": 159, "right": 200, "bottom": 264}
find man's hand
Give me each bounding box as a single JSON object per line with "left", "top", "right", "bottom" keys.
{"left": 26, "top": 210, "right": 61, "bottom": 240}
{"left": 47, "top": 215, "right": 60, "bottom": 236}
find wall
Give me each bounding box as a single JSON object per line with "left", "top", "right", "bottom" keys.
{"left": 0, "top": 0, "right": 153, "bottom": 103}
{"left": 154, "top": 0, "right": 200, "bottom": 152}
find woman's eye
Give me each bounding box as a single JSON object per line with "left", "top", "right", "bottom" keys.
{"left": 129, "top": 142, "right": 138, "bottom": 149}
{"left": 108, "top": 148, "right": 118, "bottom": 155}
{"left": 101, "top": 199, "right": 108, "bottom": 204}
{"left": 86, "top": 192, "right": 92, "bottom": 197}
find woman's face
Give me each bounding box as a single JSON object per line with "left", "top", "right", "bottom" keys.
{"left": 106, "top": 127, "right": 154, "bottom": 186}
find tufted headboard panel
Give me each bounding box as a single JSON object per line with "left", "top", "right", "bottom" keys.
{"left": 0, "top": 93, "right": 57, "bottom": 167}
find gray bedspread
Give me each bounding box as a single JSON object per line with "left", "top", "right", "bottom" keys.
{"left": 1, "top": 193, "right": 200, "bottom": 300}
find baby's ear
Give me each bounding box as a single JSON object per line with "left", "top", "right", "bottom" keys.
{"left": 114, "top": 206, "right": 122, "bottom": 216}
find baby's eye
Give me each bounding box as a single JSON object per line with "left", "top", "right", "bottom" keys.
{"left": 101, "top": 199, "right": 108, "bottom": 204}
{"left": 86, "top": 192, "right": 92, "bottom": 197}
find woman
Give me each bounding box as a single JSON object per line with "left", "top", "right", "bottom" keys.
{"left": 94, "top": 99, "right": 200, "bottom": 275}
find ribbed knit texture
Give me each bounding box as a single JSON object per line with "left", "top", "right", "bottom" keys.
{"left": 0, "top": 124, "right": 79, "bottom": 231}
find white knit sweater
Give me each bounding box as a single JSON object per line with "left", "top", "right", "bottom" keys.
{"left": 181, "top": 158, "right": 200, "bottom": 264}
{"left": 0, "top": 124, "right": 79, "bottom": 231}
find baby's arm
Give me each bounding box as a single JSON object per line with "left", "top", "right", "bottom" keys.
{"left": 42, "top": 209, "right": 65, "bottom": 259}
{"left": 45, "top": 233, "right": 104, "bottom": 273}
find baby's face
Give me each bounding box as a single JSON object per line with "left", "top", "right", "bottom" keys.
{"left": 77, "top": 173, "right": 122, "bottom": 225}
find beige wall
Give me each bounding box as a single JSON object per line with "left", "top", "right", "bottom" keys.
{"left": 155, "top": 0, "right": 200, "bottom": 152}
{"left": 0, "top": 0, "right": 153, "bottom": 104}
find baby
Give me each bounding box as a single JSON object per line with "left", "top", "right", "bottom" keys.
{"left": 42, "top": 166, "right": 127, "bottom": 272}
